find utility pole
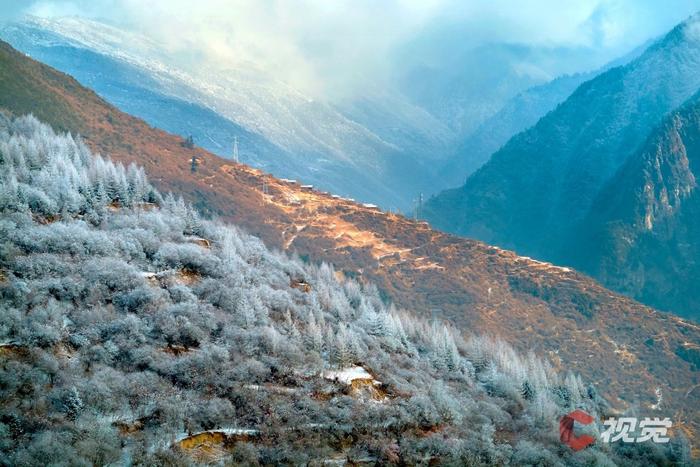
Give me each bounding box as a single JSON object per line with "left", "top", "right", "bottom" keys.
{"left": 414, "top": 192, "right": 423, "bottom": 220}
{"left": 233, "top": 136, "right": 239, "bottom": 163}
{"left": 182, "top": 135, "right": 194, "bottom": 149}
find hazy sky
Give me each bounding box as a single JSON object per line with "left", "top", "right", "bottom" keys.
{"left": 2, "top": 0, "right": 699, "bottom": 96}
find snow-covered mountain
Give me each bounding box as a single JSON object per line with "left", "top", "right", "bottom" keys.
{"left": 3, "top": 16, "right": 655, "bottom": 210}
{"left": 6, "top": 16, "right": 636, "bottom": 210}
{"left": 2, "top": 16, "right": 457, "bottom": 210}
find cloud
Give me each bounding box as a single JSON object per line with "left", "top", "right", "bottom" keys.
{"left": 6, "top": 0, "right": 700, "bottom": 98}
{"left": 0, "top": 0, "right": 36, "bottom": 22}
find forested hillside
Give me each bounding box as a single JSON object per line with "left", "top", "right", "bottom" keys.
{"left": 2, "top": 37, "right": 699, "bottom": 449}
{"left": 0, "top": 115, "right": 688, "bottom": 465}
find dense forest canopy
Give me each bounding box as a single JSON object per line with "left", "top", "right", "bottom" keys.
{"left": 0, "top": 114, "right": 688, "bottom": 465}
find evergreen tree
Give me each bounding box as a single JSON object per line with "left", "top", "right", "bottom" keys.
{"left": 303, "top": 315, "right": 324, "bottom": 353}
{"left": 564, "top": 372, "right": 584, "bottom": 405}
{"left": 521, "top": 380, "right": 535, "bottom": 401}
{"left": 283, "top": 310, "right": 301, "bottom": 342}
{"left": 670, "top": 431, "right": 691, "bottom": 466}
{"left": 93, "top": 180, "right": 108, "bottom": 208}
{"left": 62, "top": 387, "right": 84, "bottom": 421}
{"left": 330, "top": 330, "right": 351, "bottom": 367}
{"left": 184, "top": 207, "right": 202, "bottom": 236}
{"left": 366, "top": 311, "right": 387, "bottom": 337}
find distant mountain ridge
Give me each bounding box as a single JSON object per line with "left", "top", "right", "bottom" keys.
{"left": 1, "top": 16, "right": 457, "bottom": 210}
{"left": 393, "top": 41, "right": 547, "bottom": 137}
{"left": 438, "top": 41, "right": 652, "bottom": 188}
{"left": 424, "top": 12, "right": 700, "bottom": 266}
{"left": 437, "top": 72, "right": 597, "bottom": 188}
{"left": 0, "top": 20, "right": 298, "bottom": 164}
{"left": 4, "top": 16, "right": 641, "bottom": 209}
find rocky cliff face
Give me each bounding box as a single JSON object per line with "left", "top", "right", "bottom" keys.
{"left": 569, "top": 94, "right": 700, "bottom": 320}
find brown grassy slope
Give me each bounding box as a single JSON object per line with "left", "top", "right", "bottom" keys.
{"left": 1, "top": 40, "right": 698, "bottom": 439}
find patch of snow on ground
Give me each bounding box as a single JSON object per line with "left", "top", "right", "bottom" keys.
{"left": 323, "top": 366, "right": 379, "bottom": 385}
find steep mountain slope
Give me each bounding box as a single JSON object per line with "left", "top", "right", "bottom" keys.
{"left": 0, "top": 19, "right": 287, "bottom": 165}
{"left": 438, "top": 72, "right": 597, "bottom": 188}
{"left": 1, "top": 17, "right": 454, "bottom": 210}
{"left": 568, "top": 93, "right": 700, "bottom": 321}
{"left": 1, "top": 38, "right": 699, "bottom": 446}
{"left": 424, "top": 13, "right": 700, "bottom": 258}
{"left": 391, "top": 28, "right": 607, "bottom": 139}
{"left": 3, "top": 115, "right": 687, "bottom": 465}
{"left": 439, "top": 42, "right": 651, "bottom": 188}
